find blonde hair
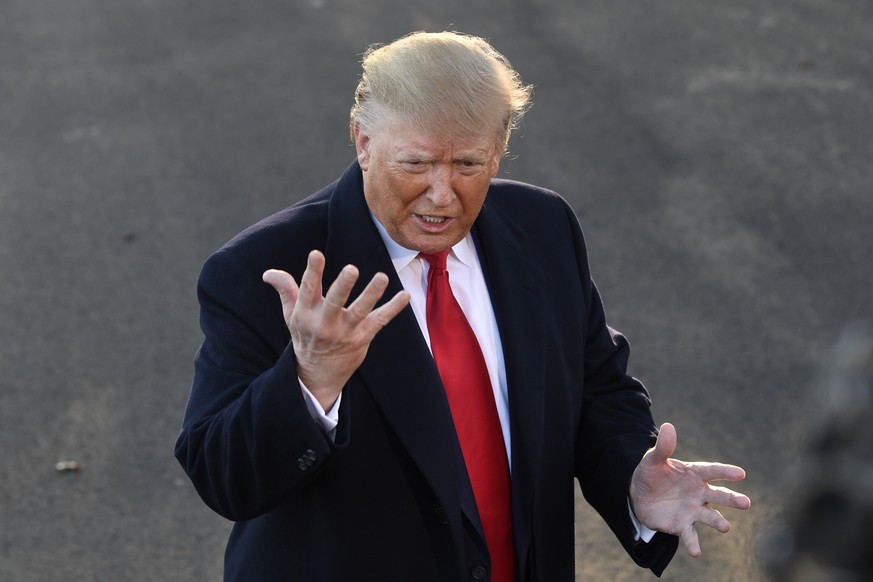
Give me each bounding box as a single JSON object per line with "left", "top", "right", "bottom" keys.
{"left": 350, "top": 31, "right": 532, "bottom": 152}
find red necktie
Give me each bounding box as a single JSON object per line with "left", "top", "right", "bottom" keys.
{"left": 420, "top": 250, "right": 515, "bottom": 582}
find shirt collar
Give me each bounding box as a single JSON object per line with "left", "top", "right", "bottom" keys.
{"left": 370, "top": 214, "right": 475, "bottom": 272}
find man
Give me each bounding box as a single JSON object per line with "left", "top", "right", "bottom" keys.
{"left": 175, "top": 31, "right": 750, "bottom": 581}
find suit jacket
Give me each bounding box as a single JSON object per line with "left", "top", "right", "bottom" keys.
{"left": 175, "top": 162, "right": 679, "bottom": 581}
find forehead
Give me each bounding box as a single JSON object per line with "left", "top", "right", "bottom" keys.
{"left": 373, "top": 115, "right": 499, "bottom": 157}
{"left": 385, "top": 127, "right": 496, "bottom": 157}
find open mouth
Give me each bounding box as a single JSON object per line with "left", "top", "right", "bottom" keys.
{"left": 418, "top": 214, "right": 447, "bottom": 224}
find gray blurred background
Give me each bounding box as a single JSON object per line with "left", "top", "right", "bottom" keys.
{"left": 2, "top": 0, "right": 871, "bottom": 580}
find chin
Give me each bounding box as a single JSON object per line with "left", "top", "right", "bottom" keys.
{"left": 420, "top": 232, "right": 458, "bottom": 250}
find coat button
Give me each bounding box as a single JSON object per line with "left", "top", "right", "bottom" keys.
{"left": 470, "top": 565, "right": 487, "bottom": 580}
{"left": 434, "top": 507, "right": 448, "bottom": 524}
{"left": 297, "top": 449, "right": 317, "bottom": 471}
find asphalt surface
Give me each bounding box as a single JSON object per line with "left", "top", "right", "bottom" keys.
{"left": 2, "top": 0, "right": 872, "bottom": 580}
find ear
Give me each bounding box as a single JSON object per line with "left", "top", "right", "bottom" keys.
{"left": 353, "top": 123, "right": 371, "bottom": 170}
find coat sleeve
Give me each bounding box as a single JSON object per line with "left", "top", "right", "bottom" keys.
{"left": 563, "top": 202, "right": 680, "bottom": 575}
{"left": 174, "top": 248, "right": 350, "bottom": 522}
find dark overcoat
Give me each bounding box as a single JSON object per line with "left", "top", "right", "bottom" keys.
{"left": 175, "top": 162, "right": 679, "bottom": 581}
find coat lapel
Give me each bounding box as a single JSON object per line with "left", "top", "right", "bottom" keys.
{"left": 472, "top": 191, "right": 547, "bottom": 573}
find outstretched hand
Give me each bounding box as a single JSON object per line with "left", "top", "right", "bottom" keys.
{"left": 629, "top": 422, "right": 751, "bottom": 557}
{"left": 262, "top": 250, "right": 410, "bottom": 411}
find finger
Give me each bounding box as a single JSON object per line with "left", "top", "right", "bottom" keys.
{"left": 680, "top": 524, "right": 701, "bottom": 557}
{"left": 649, "top": 422, "right": 677, "bottom": 463}
{"left": 686, "top": 462, "right": 747, "bottom": 483}
{"left": 262, "top": 269, "right": 300, "bottom": 307}
{"left": 360, "top": 289, "right": 411, "bottom": 335}
{"left": 297, "top": 250, "right": 326, "bottom": 309}
{"left": 322, "top": 264, "right": 360, "bottom": 314}
{"left": 696, "top": 505, "right": 731, "bottom": 534}
{"left": 345, "top": 272, "right": 390, "bottom": 322}
{"left": 706, "top": 485, "right": 752, "bottom": 510}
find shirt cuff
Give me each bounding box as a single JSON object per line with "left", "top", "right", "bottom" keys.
{"left": 299, "top": 379, "right": 341, "bottom": 438}
{"left": 628, "top": 499, "right": 657, "bottom": 543}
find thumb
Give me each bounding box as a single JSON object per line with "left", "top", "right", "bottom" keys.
{"left": 262, "top": 269, "right": 300, "bottom": 306}
{"left": 650, "top": 422, "right": 678, "bottom": 463}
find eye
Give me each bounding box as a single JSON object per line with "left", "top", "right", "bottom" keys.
{"left": 401, "top": 160, "right": 428, "bottom": 173}
{"left": 457, "top": 159, "right": 484, "bottom": 174}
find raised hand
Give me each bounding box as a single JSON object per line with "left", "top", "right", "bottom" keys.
{"left": 629, "top": 422, "right": 751, "bottom": 557}
{"left": 262, "top": 250, "right": 411, "bottom": 410}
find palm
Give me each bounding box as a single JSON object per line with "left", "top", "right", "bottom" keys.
{"left": 629, "top": 423, "right": 751, "bottom": 557}
{"left": 262, "top": 250, "right": 410, "bottom": 410}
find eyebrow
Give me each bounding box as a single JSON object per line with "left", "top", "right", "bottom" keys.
{"left": 397, "top": 148, "right": 490, "bottom": 159}
{"left": 455, "top": 152, "right": 490, "bottom": 162}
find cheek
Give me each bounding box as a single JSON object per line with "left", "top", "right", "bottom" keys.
{"left": 389, "top": 176, "right": 426, "bottom": 206}
{"left": 376, "top": 183, "right": 414, "bottom": 224}
{"left": 459, "top": 182, "right": 490, "bottom": 215}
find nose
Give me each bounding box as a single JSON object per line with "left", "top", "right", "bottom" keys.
{"left": 426, "top": 164, "right": 455, "bottom": 207}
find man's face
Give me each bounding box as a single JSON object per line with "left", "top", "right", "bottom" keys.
{"left": 354, "top": 116, "right": 501, "bottom": 254}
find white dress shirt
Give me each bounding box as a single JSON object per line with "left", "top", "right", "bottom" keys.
{"left": 377, "top": 223, "right": 513, "bottom": 466}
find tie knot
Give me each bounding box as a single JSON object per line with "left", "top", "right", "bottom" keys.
{"left": 419, "top": 249, "right": 450, "bottom": 271}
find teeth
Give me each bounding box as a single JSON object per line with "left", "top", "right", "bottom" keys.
{"left": 420, "top": 215, "right": 446, "bottom": 224}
